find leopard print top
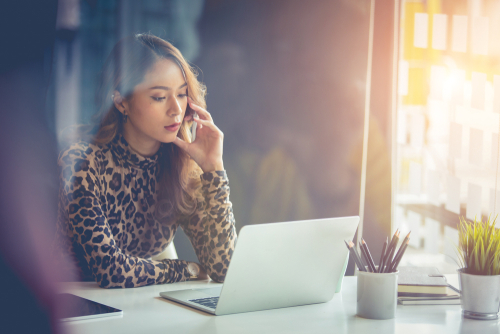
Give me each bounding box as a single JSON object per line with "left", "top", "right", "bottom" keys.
{"left": 52, "top": 134, "right": 237, "bottom": 288}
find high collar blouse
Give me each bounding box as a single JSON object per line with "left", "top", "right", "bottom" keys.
{"left": 53, "top": 134, "right": 236, "bottom": 288}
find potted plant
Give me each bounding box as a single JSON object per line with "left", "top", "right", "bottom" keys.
{"left": 457, "top": 216, "right": 500, "bottom": 320}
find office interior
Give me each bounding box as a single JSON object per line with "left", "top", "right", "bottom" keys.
{"left": 1, "top": 0, "right": 498, "bottom": 332}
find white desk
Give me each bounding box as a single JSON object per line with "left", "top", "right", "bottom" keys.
{"left": 60, "top": 276, "right": 500, "bottom": 334}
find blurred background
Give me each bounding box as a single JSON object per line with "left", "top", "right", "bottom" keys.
{"left": 46, "top": 0, "right": 394, "bottom": 276}
{"left": 43, "top": 0, "right": 500, "bottom": 280}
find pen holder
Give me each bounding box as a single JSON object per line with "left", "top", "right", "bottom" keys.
{"left": 357, "top": 269, "right": 398, "bottom": 320}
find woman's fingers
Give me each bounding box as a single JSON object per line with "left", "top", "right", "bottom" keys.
{"left": 193, "top": 116, "right": 219, "bottom": 133}
{"left": 194, "top": 107, "right": 212, "bottom": 122}
{"left": 188, "top": 97, "right": 212, "bottom": 121}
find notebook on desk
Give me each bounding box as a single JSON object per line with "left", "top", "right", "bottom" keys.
{"left": 398, "top": 266, "right": 450, "bottom": 296}
{"left": 159, "top": 216, "right": 359, "bottom": 316}
{"left": 397, "top": 266, "right": 460, "bottom": 305}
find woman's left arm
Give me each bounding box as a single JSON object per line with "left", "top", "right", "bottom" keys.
{"left": 180, "top": 170, "right": 237, "bottom": 282}
{"left": 174, "top": 98, "right": 236, "bottom": 282}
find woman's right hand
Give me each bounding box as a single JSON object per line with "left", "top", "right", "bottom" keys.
{"left": 173, "top": 98, "right": 225, "bottom": 173}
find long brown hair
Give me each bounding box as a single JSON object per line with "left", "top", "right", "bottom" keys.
{"left": 82, "top": 33, "right": 205, "bottom": 223}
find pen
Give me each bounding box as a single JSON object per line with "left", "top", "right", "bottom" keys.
{"left": 361, "top": 239, "right": 377, "bottom": 272}
{"left": 377, "top": 237, "right": 388, "bottom": 273}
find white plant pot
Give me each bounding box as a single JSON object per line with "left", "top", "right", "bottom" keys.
{"left": 458, "top": 269, "right": 500, "bottom": 320}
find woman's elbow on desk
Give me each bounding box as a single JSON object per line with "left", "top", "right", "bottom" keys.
{"left": 208, "top": 272, "right": 226, "bottom": 283}
{"left": 204, "top": 259, "right": 230, "bottom": 283}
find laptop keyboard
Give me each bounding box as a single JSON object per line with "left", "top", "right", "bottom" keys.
{"left": 189, "top": 297, "right": 219, "bottom": 309}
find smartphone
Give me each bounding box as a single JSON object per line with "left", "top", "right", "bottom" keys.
{"left": 191, "top": 112, "right": 198, "bottom": 141}
{"left": 186, "top": 97, "right": 197, "bottom": 141}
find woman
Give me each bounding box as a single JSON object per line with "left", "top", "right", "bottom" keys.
{"left": 53, "top": 33, "right": 236, "bottom": 288}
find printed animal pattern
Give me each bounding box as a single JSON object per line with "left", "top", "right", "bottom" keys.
{"left": 53, "top": 134, "right": 236, "bottom": 288}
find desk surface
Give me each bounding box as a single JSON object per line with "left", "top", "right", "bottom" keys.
{"left": 60, "top": 275, "right": 500, "bottom": 334}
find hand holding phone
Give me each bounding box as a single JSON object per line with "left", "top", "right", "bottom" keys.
{"left": 174, "top": 98, "right": 224, "bottom": 172}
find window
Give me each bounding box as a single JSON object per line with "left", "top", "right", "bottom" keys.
{"left": 394, "top": 0, "right": 500, "bottom": 273}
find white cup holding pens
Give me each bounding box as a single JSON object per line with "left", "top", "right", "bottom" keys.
{"left": 345, "top": 230, "right": 410, "bottom": 320}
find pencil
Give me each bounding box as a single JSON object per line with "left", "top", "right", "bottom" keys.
{"left": 344, "top": 240, "right": 366, "bottom": 272}
{"left": 380, "top": 230, "right": 398, "bottom": 272}
{"left": 361, "top": 239, "right": 377, "bottom": 272}
{"left": 344, "top": 240, "right": 360, "bottom": 269}
{"left": 389, "top": 241, "right": 410, "bottom": 272}
{"left": 359, "top": 242, "right": 373, "bottom": 272}
{"left": 383, "top": 230, "right": 400, "bottom": 273}
{"left": 352, "top": 241, "right": 368, "bottom": 270}
{"left": 351, "top": 240, "right": 368, "bottom": 272}
{"left": 398, "top": 231, "right": 411, "bottom": 250}
{"left": 388, "top": 239, "right": 409, "bottom": 272}
{"left": 384, "top": 230, "right": 400, "bottom": 273}
{"left": 377, "top": 237, "right": 388, "bottom": 273}
{"left": 388, "top": 231, "right": 411, "bottom": 271}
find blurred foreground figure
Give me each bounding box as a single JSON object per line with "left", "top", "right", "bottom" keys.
{"left": 0, "top": 1, "right": 68, "bottom": 333}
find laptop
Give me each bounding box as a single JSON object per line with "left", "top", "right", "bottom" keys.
{"left": 159, "top": 216, "right": 359, "bottom": 315}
